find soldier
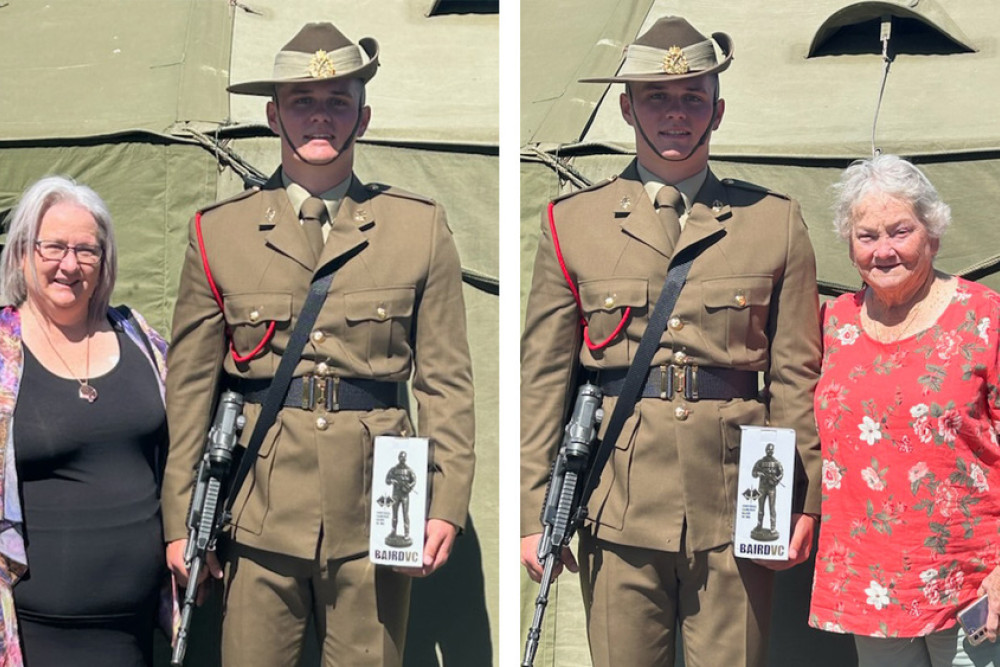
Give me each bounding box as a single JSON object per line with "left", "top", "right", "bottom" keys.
{"left": 752, "top": 443, "right": 783, "bottom": 539}
{"left": 161, "top": 22, "right": 475, "bottom": 667}
{"left": 520, "top": 16, "right": 822, "bottom": 667}
{"left": 386, "top": 451, "right": 416, "bottom": 542}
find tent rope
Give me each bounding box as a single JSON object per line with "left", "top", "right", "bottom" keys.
{"left": 871, "top": 15, "right": 894, "bottom": 157}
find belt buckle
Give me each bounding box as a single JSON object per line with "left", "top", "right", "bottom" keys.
{"left": 659, "top": 363, "right": 671, "bottom": 400}
{"left": 300, "top": 374, "right": 314, "bottom": 409}
{"left": 673, "top": 363, "right": 685, "bottom": 400}
{"left": 330, "top": 376, "right": 341, "bottom": 412}
{"left": 686, "top": 364, "right": 699, "bottom": 401}
{"left": 299, "top": 374, "right": 334, "bottom": 411}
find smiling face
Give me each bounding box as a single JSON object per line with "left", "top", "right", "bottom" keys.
{"left": 267, "top": 78, "right": 370, "bottom": 186}
{"left": 849, "top": 192, "right": 939, "bottom": 306}
{"left": 23, "top": 201, "right": 102, "bottom": 326}
{"left": 620, "top": 74, "right": 724, "bottom": 181}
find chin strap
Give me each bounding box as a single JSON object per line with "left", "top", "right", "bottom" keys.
{"left": 273, "top": 87, "right": 367, "bottom": 168}
{"left": 626, "top": 84, "right": 717, "bottom": 163}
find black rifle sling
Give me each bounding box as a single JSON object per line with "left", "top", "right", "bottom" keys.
{"left": 224, "top": 243, "right": 366, "bottom": 515}
{"left": 578, "top": 232, "right": 721, "bottom": 512}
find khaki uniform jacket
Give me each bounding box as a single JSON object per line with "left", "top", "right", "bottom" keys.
{"left": 520, "top": 163, "right": 821, "bottom": 553}
{"left": 163, "top": 170, "right": 475, "bottom": 561}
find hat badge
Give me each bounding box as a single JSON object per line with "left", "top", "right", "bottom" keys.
{"left": 308, "top": 50, "right": 337, "bottom": 78}
{"left": 662, "top": 46, "right": 690, "bottom": 75}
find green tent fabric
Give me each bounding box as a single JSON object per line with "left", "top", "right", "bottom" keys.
{"left": 520, "top": 1, "right": 1000, "bottom": 665}
{"left": 0, "top": 2, "right": 497, "bottom": 665}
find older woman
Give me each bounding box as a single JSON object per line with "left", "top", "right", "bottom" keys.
{"left": 809, "top": 154, "right": 1000, "bottom": 666}
{"left": 0, "top": 177, "right": 169, "bottom": 666}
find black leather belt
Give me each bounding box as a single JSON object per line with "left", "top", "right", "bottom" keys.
{"left": 600, "top": 364, "right": 758, "bottom": 401}
{"left": 231, "top": 376, "right": 401, "bottom": 412}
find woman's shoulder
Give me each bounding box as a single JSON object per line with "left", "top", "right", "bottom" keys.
{"left": 821, "top": 290, "right": 864, "bottom": 320}
{"left": 108, "top": 306, "right": 168, "bottom": 359}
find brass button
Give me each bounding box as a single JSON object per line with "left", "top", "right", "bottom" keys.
{"left": 315, "top": 361, "right": 330, "bottom": 377}
{"left": 249, "top": 309, "right": 261, "bottom": 323}
{"left": 316, "top": 416, "right": 329, "bottom": 430}
{"left": 604, "top": 296, "right": 616, "bottom": 309}
{"left": 734, "top": 290, "right": 747, "bottom": 308}
{"left": 673, "top": 350, "right": 687, "bottom": 365}
{"left": 674, "top": 405, "right": 689, "bottom": 421}
{"left": 376, "top": 306, "right": 388, "bottom": 320}
{"left": 311, "top": 330, "right": 326, "bottom": 344}
{"left": 668, "top": 317, "right": 683, "bottom": 331}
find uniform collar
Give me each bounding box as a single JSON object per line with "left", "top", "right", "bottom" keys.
{"left": 259, "top": 169, "right": 370, "bottom": 273}
{"left": 635, "top": 162, "right": 708, "bottom": 215}
{"left": 616, "top": 161, "right": 728, "bottom": 260}
{"left": 282, "top": 171, "right": 352, "bottom": 222}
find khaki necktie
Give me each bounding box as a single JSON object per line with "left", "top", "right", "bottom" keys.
{"left": 656, "top": 185, "right": 683, "bottom": 250}
{"left": 300, "top": 196, "right": 328, "bottom": 260}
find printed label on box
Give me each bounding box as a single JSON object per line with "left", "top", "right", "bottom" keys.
{"left": 733, "top": 426, "right": 795, "bottom": 560}
{"left": 369, "top": 436, "right": 428, "bottom": 567}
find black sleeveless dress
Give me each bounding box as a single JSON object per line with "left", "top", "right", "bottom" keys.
{"left": 12, "top": 328, "right": 166, "bottom": 666}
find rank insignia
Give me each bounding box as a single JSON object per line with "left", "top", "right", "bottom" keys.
{"left": 662, "top": 46, "right": 690, "bottom": 75}
{"left": 308, "top": 50, "right": 336, "bottom": 78}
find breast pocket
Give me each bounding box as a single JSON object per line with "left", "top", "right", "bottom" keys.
{"left": 223, "top": 292, "right": 292, "bottom": 358}
{"left": 344, "top": 286, "right": 416, "bottom": 377}
{"left": 701, "top": 276, "right": 773, "bottom": 366}
{"left": 579, "top": 278, "right": 648, "bottom": 348}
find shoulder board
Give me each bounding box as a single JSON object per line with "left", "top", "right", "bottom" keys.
{"left": 364, "top": 183, "right": 435, "bottom": 206}
{"left": 197, "top": 186, "right": 261, "bottom": 215}
{"left": 551, "top": 175, "right": 618, "bottom": 205}
{"left": 719, "top": 178, "right": 790, "bottom": 201}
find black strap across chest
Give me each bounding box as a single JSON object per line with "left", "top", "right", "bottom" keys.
{"left": 577, "top": 230, "right": 723, "bottom": 512}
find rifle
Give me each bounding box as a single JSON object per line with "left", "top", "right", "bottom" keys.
{"left": 171, "top": 391, "right": 245, "bottom": 666}
{"left": 521, "top": 382, "right": 603, "bottom": 667}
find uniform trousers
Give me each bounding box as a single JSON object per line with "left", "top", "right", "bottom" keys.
{"left": 221, "top": 542, "right": 410, "bottom": 667}
{"left": 855, "top": 626, "right": 1000, "bottom": 667}
{"left": 578, "top": 527, "right": 773, "bottom": 667}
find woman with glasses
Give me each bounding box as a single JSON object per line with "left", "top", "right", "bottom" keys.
{"left": 0, "top": 176, "right": 170, "bottom": 666}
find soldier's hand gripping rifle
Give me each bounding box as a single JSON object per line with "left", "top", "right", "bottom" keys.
{"left": 171, "top": 391, "right": 245, "bottom": 667}
{"left": 522, "top": 382, "right": 603, "bottom": 667}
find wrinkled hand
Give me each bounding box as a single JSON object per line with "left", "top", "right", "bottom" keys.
{"left": 397, "top": 519, "right": 457, "bottom": 578}
{"left": 754, "top": 513, "right": 817, "bottom": 571}
{"left": 166, "top": 539, "right": 224, "bottom": 604}
{"left": 520, "top": 533, "right": 578, "bottom": 583}
{"left": 976, "top": 566, "right": 1000, "bottom": 643}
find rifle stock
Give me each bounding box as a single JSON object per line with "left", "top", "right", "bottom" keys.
{"left": 522, "top": 382, "right": 603, "bottom": 667}
{"left": 171, "top": 390, "right": 244, "bottom": 666}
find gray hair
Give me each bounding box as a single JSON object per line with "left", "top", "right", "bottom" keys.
{"left": 832, "top": 154, "right": 951, "bottom": 242}
{"left": 0, "top": 176, "right": 117, "bottom": 325}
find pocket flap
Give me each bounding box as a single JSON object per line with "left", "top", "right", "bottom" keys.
{"left": 579, "top": 278, "right": 648, "bottom": 313}
{"left": 223, "top": 292, "right": 292, "bottom": 325}
{"left": 345, "top": 287, "right": 415, "bottom": 323}
{"left": 703, "top": 276, "right": 772, "bottom": 310}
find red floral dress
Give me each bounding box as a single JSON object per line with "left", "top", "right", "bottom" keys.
{"left": 809, "top": 278, "right": 1000, "bottom": 638}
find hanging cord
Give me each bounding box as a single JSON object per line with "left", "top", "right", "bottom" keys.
{"left": 871, "top": 15, "right": 894, "bottom": 157}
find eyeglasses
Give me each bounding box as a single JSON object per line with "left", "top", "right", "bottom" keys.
{"left": 34, "top": 240, "right": 103, "bottom": 266}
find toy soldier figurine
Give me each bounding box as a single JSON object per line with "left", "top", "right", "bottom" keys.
{"left": 520, "top": 15, "right": 822, "bottom": 667}
{"left": 752, "top": 443, "right": 783, "bottom": 541}
{"left": 386, "top": 451, "right": 417, "bottom": 546}
{"left": 161, "top": 22, "right": 475, "bottom": 667}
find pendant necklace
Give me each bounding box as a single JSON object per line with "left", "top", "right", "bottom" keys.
{"left": 31, "top": 311, "right": 97, "bottom": 403}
